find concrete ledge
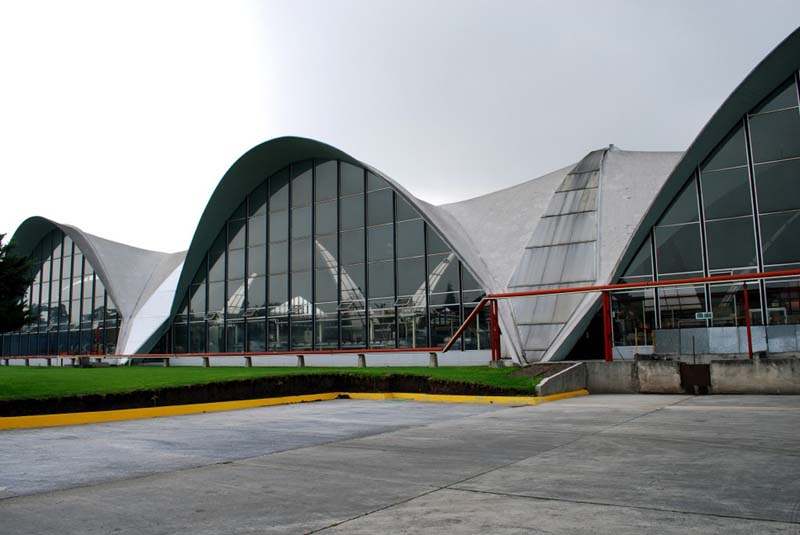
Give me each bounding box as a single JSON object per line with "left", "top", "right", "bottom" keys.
{"left": 638, "top": 360, "right": 683, "bottom": 393}
{"left": 711, "top": 359, "right": 800, "bottom": 394}
{"left": 535, "top": 363, "right": 586, "bottom": 396}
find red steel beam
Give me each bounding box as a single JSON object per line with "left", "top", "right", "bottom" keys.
{"left": 602, "top": 291, "right": 613, "bottom": 362}
{"left": 743, "top": 285, "right": 754, "bottom": 360}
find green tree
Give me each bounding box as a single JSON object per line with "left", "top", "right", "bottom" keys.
{"left": 0, "top": 233, "right": 36, "bottom": 333}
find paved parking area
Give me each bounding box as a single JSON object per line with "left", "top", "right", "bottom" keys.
{"left": 1, "top": 395, "right": 799, "bottom": 534}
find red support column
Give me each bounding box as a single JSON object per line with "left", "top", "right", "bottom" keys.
{"left": 602, "top": 292, "right": 613, "bottom": 362}
{"left": 743, "top": 284, "right": 753, "bottom": 360}
{"left": 489, "top": 300, "right": 501, "bottom": 362}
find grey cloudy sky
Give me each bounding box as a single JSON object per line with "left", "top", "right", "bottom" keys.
{"left": 2, "top": 1, "right": 799, "bottom": 253}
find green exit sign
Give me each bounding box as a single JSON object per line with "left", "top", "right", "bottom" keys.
{"left": 695, "top": 312, "right": 713, "bottom": 320}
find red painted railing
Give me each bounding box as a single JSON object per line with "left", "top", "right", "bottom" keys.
{"left": 442, "top": 268, "right": 800, "bottom": 361}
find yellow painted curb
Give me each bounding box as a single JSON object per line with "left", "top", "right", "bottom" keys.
{"left": 0, "top": 389, "right": 589, "bottom": 430}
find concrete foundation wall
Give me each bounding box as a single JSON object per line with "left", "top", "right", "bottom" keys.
{"left": 584, "top": 361, "right": 638, "bottom": 393}
{"left": 711, "top": 359, "right": 800, "bottom": 394}
{"left": 637, "top": 360, "right": 683, "bottom": 394}
{"left": 535, "top": 363, "right": 586, "bottom": 396}
{"left": 166, "top": 350, "right": 491, "bottom": 368}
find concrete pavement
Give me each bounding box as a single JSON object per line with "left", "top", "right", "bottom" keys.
{"left": 0, "top": 395, "right": 798, "bottom": 534}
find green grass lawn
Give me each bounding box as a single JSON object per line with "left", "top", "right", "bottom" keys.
{"left": 0, "top": 366, "right": 539, "bottom": 401}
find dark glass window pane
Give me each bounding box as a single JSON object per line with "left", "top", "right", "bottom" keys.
{"left": 367, "top": 189, "right": 393, "bottom": 226}
{"left": 189, "top": 284, "right": 206, "bottom": 319}
{"left": 654, "top": 223, "right": 703, "bottom": 274}
{"left": 428, "top": 253, "right": 459, "bottom": 294}
{"left": 367, "top": 171, "right": 389, "bottom": 191}
{"left": 315, "top": 160, "right": 337, "bottom": 202}
{"left": 227, "top": 279, "right": 246, "bottom": 317}
{"left": 765, "top": 279, "right": 800, "bottom": 324}
{"left": 248, "top": 182, "right": 267, "bottom": 216}
{"left": 340, "top": 229, "right": 365, "bottom": 265}
{"left": 292, "top": 206, "right": 312, "bottom": 239}
{"left": 291, "top": 319, "right": 313, "bottom": 350}
{"left": 368, "top": 261, "right": 394, "bottom": 298}
{"left": 248, "top": 215, "right": 266, "bottom": 246}
{"left": 426, "top": 226, "right": 450, "bottom": 255}
{"left": 246, "top": 318, "right": 266, "bottom": 352}
{"left": 208, "top": 281, "right": 224, "bottom": 312}
{"left": 248, "top": 245, "right": 266, "bottom": 276}
{"left": 316, "top": 199, "right": 337, "bottom": 236}
{"left": 700, "top": 167, "right": 752, "bottom": 220}
{"left": 341, "top": 310, "right": 366, "bottom": 348}
{"left": 430, "top": 304, "right": 461, "bottom": 346}
{"left": 397, "top": 305, "right": 427, "bottom": 348}
{"left": 315, "top": 268, "right": 338, "bottom": 303}
{"left": 658, "top": 285, "right": 706, "bottom": 329}
{"left": 623, "top": 239, "right": 652, "bottom": 278}
{"left": 369, "top": 298, "right": 396, "bottom": 348}
{"left": 209, "top": 250, "right": 225, "bottom": 282}
{"left": 701, "top": 123, "right": 747, "bottom": 173}
{"left": 269, "top": 211, "right": 288, "bottom": 242}
{"left": 461, "top": 265, "right": 482, "bottom": 291}
{"left": 749, "top": 108, "right": 800, "bottom": 163}
{"left": 752, "top": 77, "right": 798, "bottom": 114}
{"left": 228, "top": 248, "right": 245, "bottom": 280}
{"left": 173, "top": 323, "right": 188, "bottom": 353}
{"left": 340, "top": 264, "right": 365, "bottom": 303}
{"left": 428, "top": 292, "right": 459, "bottom": 306}
{"left": 754, "top": 158, "right": 800, "bottom": 213}
{"left": 315, "top": 302, "right": 339, "bottom": 349}
{"left": 367, "top": 224, "right": 393, "bottom": 262}
{"left": 247, "top": 276, "right": 266, "bottom": 313}
{"left": 395, "top": 195, "right": 420, "bottom": 222}
{"left": 207, "top": 320, "right": 224, "bottom": 352}
{"left": 291, "top": 238, "right": 312, "bottom": 272}
{"left": 760, "top": 211, "right": 800, "bottom": 265}
{"left": 710, "top": 283, "right": 762, "bottom": 327}
{"left": 340, "top": 194, "right": 364, "bottom": 230}
{"left": 659, "top": 180, "right": 699, "bottom": 226}
{"left": 269, "top": 316, "right": 289, "bottom": 351}
{"left": 705, "top": 217, "right": 757, "bottom": 270}
{"left": 269, "top": 274, "right": 288, "bottom": 309}
{"left": 397, "top": 257, "right": 425, "bottom": 296}
{"left": 340, "top": 162, "right": 363, "bottom": 196}
{"left": 292, "top": 271, "right": 312, "bottom": 301}
{"left": 396, "top": 219, "right": 424, "bottom": 258}
{"left": 269, "top": 242, "right": 288, "bottom": 274}
{"left": 269, "top": 168, "right": 289, "bottom": 210}
{"left": 314, "top": 235, "right": 338, "bottom": 271}
{"left": 292, "top": 160, "right": 313, "bottom": 207}
{"left": 189, "top": 322, "right": 205, "bottom": 353}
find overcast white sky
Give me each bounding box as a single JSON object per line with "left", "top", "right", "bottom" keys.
{"left": 2, "top": 1, "right": 800, "bottom": 253}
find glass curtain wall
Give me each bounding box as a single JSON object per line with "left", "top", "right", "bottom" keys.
{"left": 167, "top": 160, "right": 486, "bottom": 354}
{"left": 618, "top": 72, "right": 800, "bottom": 335}
{"left": 0, "top": 229, "right": 120, "bottom": 356}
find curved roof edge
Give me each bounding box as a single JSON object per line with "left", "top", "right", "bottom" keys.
{"left": 9, "top": 217, "right": 185, "bottom": 347}
{"left": 608, "top": 26, "right": 800, "bottom": 286}
{"left": 139, "top": 136, "right": 496, "bottom": 355}
{"left": 10, "top": 216, "right": 126, "bottom": 319}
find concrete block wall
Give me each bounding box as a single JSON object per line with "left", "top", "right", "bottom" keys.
{"left": 637, "top": 361, "right": 682, "bottom": 394}
{"left": 711, "top": 359, "right": 800, "bottom": 394}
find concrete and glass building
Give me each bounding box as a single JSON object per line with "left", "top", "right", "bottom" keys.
{"left": 4, "top": 28, "right": 800, "bottom": 365}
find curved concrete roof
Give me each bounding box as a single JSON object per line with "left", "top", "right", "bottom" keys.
{"left": 10, "top": 216, "right": 185, "bottom": 354}
{"left": 609, "top": 26, "right": 800, "bottom": 286}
